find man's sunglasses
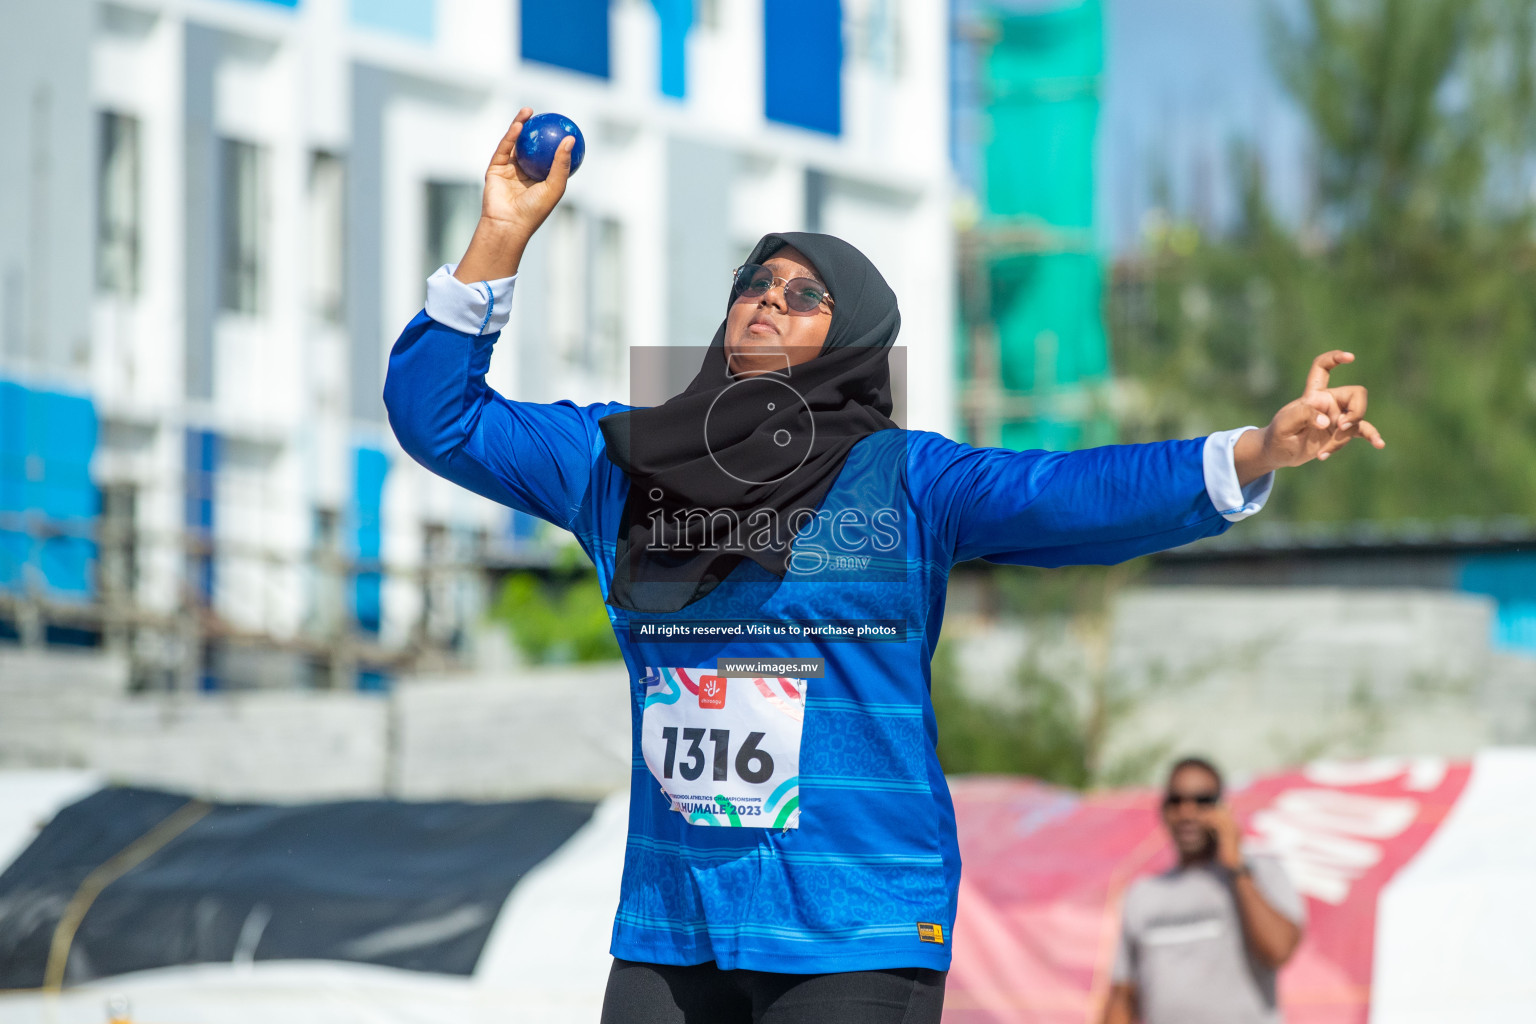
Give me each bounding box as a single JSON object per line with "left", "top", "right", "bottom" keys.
{"left": 731, "top": 264, "right": 833, "bottom": 313}
{"left": 1162, "top": 792, "right": 1219, "bottom": 809}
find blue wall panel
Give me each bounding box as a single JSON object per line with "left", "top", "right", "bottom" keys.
{"left": 521, "top": 0, "right": 611, "bottom": 79}
{"left": 351, "top": 0, "right": 433, "bottom": 40}
{"left": 764, "top": 0, "right": 843, "bottom": 135}
{"left": 0, "top": 381, "right": 98, "bottom": 601}
{"left": 38, "top": 537, "right": 94, "bottom": 596}
{"left": 0, "top": 535, "right": 25, "bottom": 591}
{"left": 184, "top": 429, "right": 220, "bottom": 605}
{"left": 0, "top": 382, "right": 26, "bottom": 590}
{"left": 1460, "top": 552, "right": 1536, "bottom": 654}
{"left": 357, "top": 669, "right": 392, "bottom": 692}
{"left": 653, "top": 0, "right": 692, "bottom": 98}
{"left": 352, "top": 446, "right": 388, "bottom": 637}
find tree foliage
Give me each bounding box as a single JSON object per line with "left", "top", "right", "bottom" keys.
{"left": 931, "top": 563, "right": 1178, "bottom": 788}
{"left": 1113, "top": 0, "right": 1536, "bottom": 524}
{"left": 490, "top": 556, "right": 620, "bottom": 664}
{"left": 931, "top": 638, "right": 1094, "bottom": 786}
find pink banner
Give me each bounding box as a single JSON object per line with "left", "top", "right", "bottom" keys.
{"left": 944, "top": 759, "right": 1471, "bottom": 1024}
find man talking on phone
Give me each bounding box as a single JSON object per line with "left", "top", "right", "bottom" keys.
{"left": 1101, "top": 757, "right": 1305, "bottom": 1024}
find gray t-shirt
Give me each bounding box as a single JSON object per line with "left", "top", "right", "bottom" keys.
{"left": 1112, "top": 853, "right": 1305, "bottom": 1024}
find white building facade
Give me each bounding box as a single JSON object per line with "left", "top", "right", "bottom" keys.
{"left": 0, "top": 0, "right": 956, "bottom": 689}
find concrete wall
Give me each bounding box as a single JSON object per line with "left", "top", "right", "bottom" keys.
{"left": 951, "top": 586, "right": 1536, "bottom": 782}
{"left": 0, "top": 648, "right": 631, "bottom": 802}
{"left": 0, "top": 647, "right": 130, "bottom": 769}
{"left": 90, "top": 690, "right": 390, "bottom": 801}
{"left": 393, "top": 664, "right": 633, "bottom": 800}
{"left": 6, "top": 586, "right": 1530, "bottom": 799}
{"left": 1103, "top": 587, "right": 1536, "bottom": 776}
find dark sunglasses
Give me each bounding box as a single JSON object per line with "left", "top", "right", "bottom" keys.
{"left": 731, "top": 264, "right": 833, "bottom": 313}
{"left": 1162, "top": 792, "right": 1219, "bottom": 809}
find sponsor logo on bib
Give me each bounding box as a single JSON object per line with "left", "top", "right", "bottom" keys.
{"left": 698, "top": 675, "right": 727, "bottom": 709}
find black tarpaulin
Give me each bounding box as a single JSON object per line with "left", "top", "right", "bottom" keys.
{"left": 0, "top": 786, "right": 596, "bottom": 988}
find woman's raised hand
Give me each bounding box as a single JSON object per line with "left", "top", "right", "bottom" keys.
{"left": 480, "top": 108, "right": 576, "bottom": 233}
{"left": 453, "top": 108, "right": 577, "bottom": 284}
{"left": 1233, "top": 350, "right": 1386, "bottom": 485}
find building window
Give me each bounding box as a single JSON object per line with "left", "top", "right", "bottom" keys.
{"left": 423, "top": 181, "right": 480, "bottom": 281}
{"left": 592, "top": 216, "right": 625, "bottom": 376}
{"left": 548, "top": 205, "right": 585, "bottom": 368}
{"left": 219, "top": 139, "right": 266, "bottom": 315}
{"left": 311, "top": 505, "right": 344, "bottom": 638}
{"left": 543, "top": 211, "right": 624, "bottom": 379}
{"left": 100, "top": 482, "right": 140, "bottom": 603}
{"left": 309, "top": 152, "right": 346, "bottom": 325}
{"left": 419, "top": 521, "right": 459, "bottom": 647}
{"left": 97, "top": 112, "right": 142, "bottom": 297}
{"left": 521, "top": 0, "right": 611, "bottom": 79}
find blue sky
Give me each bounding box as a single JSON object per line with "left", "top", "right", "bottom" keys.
{"left": 952, "top": 0, "right": 1312, "bottom": 253}
{"left": 1098, "top": 0, "right": 1311, "bottom": 252}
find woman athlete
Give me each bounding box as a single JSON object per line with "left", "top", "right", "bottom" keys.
{"left": 384, "top": 110, "right": 1384, "bottom": 1023}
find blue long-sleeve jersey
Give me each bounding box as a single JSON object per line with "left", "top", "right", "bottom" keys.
{"left": 384, "top": 309, "right": 1237, "bottom": 973}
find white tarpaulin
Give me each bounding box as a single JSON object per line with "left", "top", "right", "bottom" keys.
{"left": 2, "top": 751, "right": 1534, "bottom": 1023}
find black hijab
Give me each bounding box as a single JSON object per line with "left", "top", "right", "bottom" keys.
{"left": 598, "top": 232, "right": 900, "bottom": 613}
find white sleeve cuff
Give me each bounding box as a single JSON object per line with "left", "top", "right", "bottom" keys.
{"left": 424, "top": 263, "right": 517, "bottom": 336}
{"left": 1203, "top": 427, "right": 1273, "bottom": 523}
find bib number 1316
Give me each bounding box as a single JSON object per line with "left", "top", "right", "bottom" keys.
{"left": 641, "top": 667, "right": 805, "bottom": 829}
{"left": 660, "top": 727, "right": 774, "bottom": 784}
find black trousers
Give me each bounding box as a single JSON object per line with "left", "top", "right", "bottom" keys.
{"left": 599, "top": 958, "right": 947, "bottom": 1024}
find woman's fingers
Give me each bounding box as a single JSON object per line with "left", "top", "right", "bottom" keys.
{"left": 1317, "top": 414, "right": 1385, "bottom": 460}
{"left": 1301, "top": 389, "right": 1339, "bottom": 430}
{"left": 1330, "top": 384, "right": 1368, "bottom": 429}
{"left": 1274, "top": 393, "right": 1330, "bottom": 437}
{"left": 490, "top": 107, "right": 535, "bottom": 168}
{"left": 1304, "top": 350, "right": 1355, "bottom": 395}
{"left": 543, "top": 135, "right": 576, "bottom": 193}
{"left": 1319, "top": 385, "right": 1368, "bottom": 457}
{"left": 1270, "top": 355, "right": 1382, "bottom": 466}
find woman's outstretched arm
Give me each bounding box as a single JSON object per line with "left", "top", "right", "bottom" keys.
{"left": 917, "top": 350, "right": 1385, "bottom": 567}
{"left": 383, "top": 111, "right": 614, "bottom": 530}
{"left": 384, "top": 310, "right": 616, "bottom": 530}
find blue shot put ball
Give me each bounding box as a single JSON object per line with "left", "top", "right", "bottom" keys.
{"left": 514, "top": 113, "right": 586, "bottom": 181}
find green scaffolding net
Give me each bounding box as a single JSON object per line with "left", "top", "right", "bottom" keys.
{"left": 962, "top": 0, "right": 1113, "bottom": 452}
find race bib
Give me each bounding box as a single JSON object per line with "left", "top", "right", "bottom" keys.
{"left": 640, "top": 666, "right": 805, "bottom": 828}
